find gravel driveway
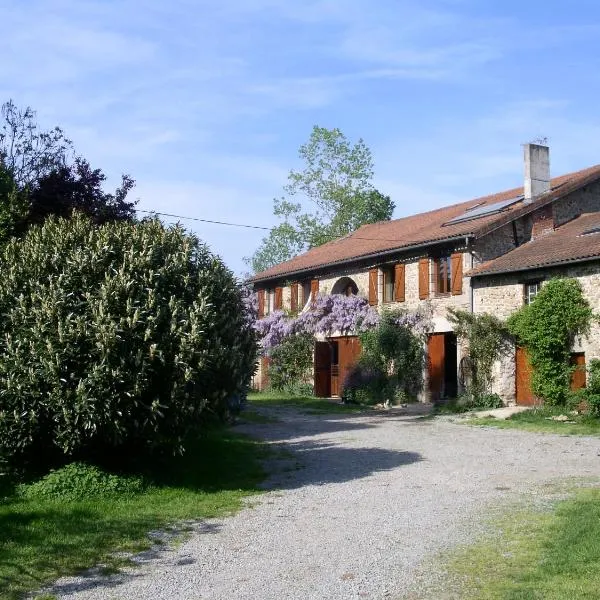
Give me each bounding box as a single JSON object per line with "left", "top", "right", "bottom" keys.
{"left": 49, "top": 405, "right": 600, "bottom": 600}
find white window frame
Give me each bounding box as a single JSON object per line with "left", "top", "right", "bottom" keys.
{"left": 525, "top": 281, "right": 541, "bottom": 305}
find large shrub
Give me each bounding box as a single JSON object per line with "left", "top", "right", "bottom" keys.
{"left": 268, "top": 333, "right": 314, "bottom": 394}
{"left": 507, "top": 278, "right": 593, "bottom": 405}
{"left": 354, "top": 307, "right": 431, "bottom": 404}
{"left": 0, "top": 214, "right": 257, "bottom": 467}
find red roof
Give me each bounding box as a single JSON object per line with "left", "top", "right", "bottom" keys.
{"left": 468, "top": 212, "right": 600, "bottom": 277}
{"left": 252, "top": 165, "right": 600, "bottom": 282}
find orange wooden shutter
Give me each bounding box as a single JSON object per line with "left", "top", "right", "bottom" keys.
{"left": 310, "top": 279, "right": 319, "bottom": 298}
{"left": 418, "top": 258, "right": 429, "bottom": 299}
{"left": 257, "top": 289, "right": 265, "bottom": 318}
{"left": 368, "top": 269, "right": 378, "bottom": 305}
{"left": 274, "top": 286, "right": 283, "bottom": 309}
{"left": 394, "top": 263, "right": 405, "bottom": 302}
{"left": 290, "top": 283, "right": 298, "bottom": 312}
{"left": 451, "top": 253, "right": 463, "bottom": 295}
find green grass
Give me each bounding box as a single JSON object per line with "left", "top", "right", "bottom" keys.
{"left": 468, "top": 407, "right": 600, "bottom": 436}
{"left": 439, "top": 487, "right": 600, "bottom": 599}
{"left": 0, "top": 428, "right": 268, "bottom": 600}
{"left": 247, "top": 391, "right": 366, "bottom": 414}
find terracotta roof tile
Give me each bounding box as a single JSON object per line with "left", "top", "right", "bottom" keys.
{"left": 252, "top": 165, "right": 600, "bottom": 282}
{"left": 468, "top": 213, "right": 600, "bottom": 277}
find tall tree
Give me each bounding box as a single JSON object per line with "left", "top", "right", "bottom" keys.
{"left": 248, "top": 126, "right": 394, "bottom": 274}
{"left": 28, "top": 157, "right": 135, "bottom": 226}
{"left": 0, "top": 100, "right": 136, "bottom": 241}
{"left": 0, "top": 100, "right": 73, "bottom": 187}
{"left": 0, "top": 165, "right": 28, "bottom": 247}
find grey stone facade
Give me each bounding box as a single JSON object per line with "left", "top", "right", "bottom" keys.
{"left": 254, "top": 182, "right": 600, "bottom": 403}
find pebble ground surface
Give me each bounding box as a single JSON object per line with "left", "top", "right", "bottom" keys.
{"left": 47, "top": 404, "right": 600, "bottom": 600}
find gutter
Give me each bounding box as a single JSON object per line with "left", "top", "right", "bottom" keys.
{"left": 469, "top": 254, "right": 600, "bottom": 279}
{"left": 251, "top": 234, "right": 475, "bottom": 284}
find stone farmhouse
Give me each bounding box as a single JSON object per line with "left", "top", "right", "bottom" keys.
{"left": 251, "top": 144, "right": 600, "bottom": 405}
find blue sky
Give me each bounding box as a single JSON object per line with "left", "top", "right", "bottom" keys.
{"left": 2, "top": 0, "right": 600, "bottom": 275}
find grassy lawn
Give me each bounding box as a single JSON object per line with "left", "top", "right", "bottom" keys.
{"left": 0, "top": 428, "right": 268, "bottom": 600}
{"left": 468, "top": 407, "right": 600, "bottom": 436}
{"left": 247, "top": 391, "right": 366, "bottom": 414}
{"left": 440, "top": 486, "right": 600, "bottom": 599}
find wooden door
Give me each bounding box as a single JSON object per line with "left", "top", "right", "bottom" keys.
{"left": 515, "top": 346, "right": 536, "bottom": 405}
{"left": 570, "top": 353, "right": 586, "bottom": 391}
{"left": 314, "top": 342, "right": 331, "bottom": 397}
{"left": 428, "top": 334, "right": 445, "bottom": 402}
{"left": 338, "top": 337, "right": 362, "bottom": 397}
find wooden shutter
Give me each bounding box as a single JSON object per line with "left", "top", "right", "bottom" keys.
{"left": 290, "top": 283, "right": 298, "bottom": 313}
{"left": 394, "top": 263, "right": 405, "bottom": 302}
{"left": 451, "top": 253, "right": 463, "bottom": 295}
{"left": 310, "top": 279, "right": 319, "bottom": 299}
{"left": 257, "top": 289, "right": 265, "bottom": 318}
{"left": 274, "top": 286, "right": 283, "bottom": 310}
{"left": 368, "top": 269, "right": 378, "bottom": 305}
{"left": 418, "top": 258, "right": 429, "bottom": 299}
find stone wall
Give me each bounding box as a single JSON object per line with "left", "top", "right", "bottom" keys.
{"left": 554, "top": 180, "right": 600, "bottom": 226}
{"left": 473, "top": 262, "right": 600, "bottom": 404}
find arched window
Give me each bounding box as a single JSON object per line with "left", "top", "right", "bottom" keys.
{"left": 331, "top": 277, "right": 359, "bottom": 297}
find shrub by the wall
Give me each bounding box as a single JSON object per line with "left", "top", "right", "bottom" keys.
{"left": 357, "top": 307, "right": 430, "bottom": 403}
{"left": 0, "top": 214, "right": 257, "bottom": 467}
{"left": 268, "top": 333, "right": 314, "bottom": 394}
{"left": 507, "top": 278, "right": 593, "bottom": 405}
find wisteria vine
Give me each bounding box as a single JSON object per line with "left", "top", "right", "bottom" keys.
{"left": 252, "top": 292, "right": 432, "bottom": 352}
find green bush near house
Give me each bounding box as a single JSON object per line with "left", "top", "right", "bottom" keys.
{"left": 0, "top": 214, "right": 257, "bottom": 470}
{"left": 346, "top": 308, "right": 429, "bottom": 404}
{"left": 267, "top": 333, "right": 314, "bottom": 395}
{"left": 507, "top": 278, "right": 593, "bottom": 406}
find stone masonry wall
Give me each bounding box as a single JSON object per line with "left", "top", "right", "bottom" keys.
{"left": 473, "top": 262, "right": 600, "bottom": 405}
{"left": 554, "top": 180, "right": 600, "bottom": 226}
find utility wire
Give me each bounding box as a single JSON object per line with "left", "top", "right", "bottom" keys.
{"left": 135, "top": 208, "right": 408, "bottom": 244}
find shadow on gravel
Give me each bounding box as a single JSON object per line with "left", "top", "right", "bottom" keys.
{"left": 241, "top": 407, "right": 434, "bottom": 445}
{"left": 264, "top": 439, "right": 423, "bottom": 490}
{"left": 45, "top": 521, "right": 221, "bottom": 597}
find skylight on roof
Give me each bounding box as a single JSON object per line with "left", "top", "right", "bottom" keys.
{"left": 443, "top": 196, "right": 523, "bottom": 226}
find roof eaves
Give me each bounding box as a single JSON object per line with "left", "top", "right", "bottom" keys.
{"left": 251, "top": 233, "right": 475, "bottom": 284}
{"left": 469, "top": 253, "right": 600, "bottom": 278}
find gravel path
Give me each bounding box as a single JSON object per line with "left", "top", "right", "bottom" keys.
{"left": 49, "top": 406, "right": 600, "bottom": 600}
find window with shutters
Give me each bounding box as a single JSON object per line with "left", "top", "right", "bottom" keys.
{"left": 434, "top": 256, "right": 452, "bottom": 295}
{"left": 382, "top": 266, "right": 395, "bottom": 303}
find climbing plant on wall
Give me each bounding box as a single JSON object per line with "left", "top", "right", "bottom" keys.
{"left": 447, "top": 308, "right": 512, "bottom": 403}
{"left": 507, "top": 278, "right": 593, "bottom": 405}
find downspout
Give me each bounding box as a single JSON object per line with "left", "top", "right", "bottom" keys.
{"left": 467, "top": 236, "right": 474, "bottom": 313}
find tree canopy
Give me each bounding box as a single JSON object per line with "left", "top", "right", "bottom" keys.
{"left": 0, "top": 100, "right": 136, "bottom": 243}
{"left": 248, "top": 126, "right": 395, "bottom": 274}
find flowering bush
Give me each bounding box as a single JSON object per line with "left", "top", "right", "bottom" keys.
{"left": 358, "top": 306, "right": 432, "bottom": 403}
{"left": 254, "top": 293, "right": 380, "bottom": 352}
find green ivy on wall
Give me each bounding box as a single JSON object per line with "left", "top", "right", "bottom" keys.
{"left": 447, "top": 308, "right": 512, "bottom": 403}
{"left": 507, "top": 278, "right": 593, "bottom": 405}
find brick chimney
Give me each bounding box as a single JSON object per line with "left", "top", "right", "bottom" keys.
{"left": 524, "top": 143, "right": 550, "bottom": 203}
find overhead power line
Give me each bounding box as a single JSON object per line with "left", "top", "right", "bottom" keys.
{"left": 135, "top": 208, "right": 407, "bottom": 244}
